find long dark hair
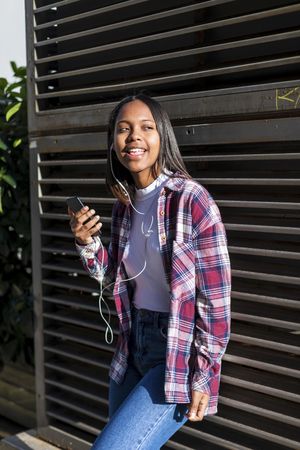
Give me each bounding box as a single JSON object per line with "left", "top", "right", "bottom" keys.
{"left": 106, "top": 93, "right": 191, "bottom": 204}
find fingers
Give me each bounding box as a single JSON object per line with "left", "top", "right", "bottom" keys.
{"left": 68, "top": 205, "right": 102, "bottom": 243}
{"left": 186, "top": 392, "right": 209, "bottom": 422}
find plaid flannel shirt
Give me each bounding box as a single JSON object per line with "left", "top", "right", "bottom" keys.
{"left": 76, "top": 171, "right": 231, "bottom": 415}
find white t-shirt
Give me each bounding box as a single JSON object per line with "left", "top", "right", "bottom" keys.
{"left": 122, "top": 171, "right": 172, "bottom": 312}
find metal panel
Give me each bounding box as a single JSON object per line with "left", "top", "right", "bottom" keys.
{"left": 25, "top": 1, "right": 300, "bottom": 449}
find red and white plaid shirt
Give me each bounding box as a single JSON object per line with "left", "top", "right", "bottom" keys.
{"left": 76, "top": 171, "right": 231, "bottom": 415}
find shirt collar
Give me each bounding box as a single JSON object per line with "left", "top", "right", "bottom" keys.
{"left": 163, "top": 170, "right": 187, "bottom": 192}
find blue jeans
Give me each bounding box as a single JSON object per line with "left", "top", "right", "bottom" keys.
{"left": 91, "top": 306, "right": 188, "bottom": 449}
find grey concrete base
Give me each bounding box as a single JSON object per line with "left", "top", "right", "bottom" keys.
{"left": 0, "top": 429, "right": 60, "bottom": 450}
{"left": 0, "top": 426, "right": 92, "bottom": 450}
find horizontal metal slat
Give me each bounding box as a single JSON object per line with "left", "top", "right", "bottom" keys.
{"left": 229, "top": 246, "right": 300, "bottom": 260}
{"left": 218, "top": 396, "right": 300, "bottom": 427}
{"left": 34, "top": 0, "right": 82, "bottom": 14}
{"left": 39, "top": 196, "right": 300, "bottom": 210}
{"left": 164, "top": 440, "right": 194, "bottom": 450}
{"left": 207, "top": 415, "right": 300, "bottom": 450}
{"left": 36, "top": 153, "right": 300, "bottom": 165}
{"left": 230, "top": 333, "right": 299, "bottom": 354}
{"left": 44, "top": 326, "right": 114, "bottom": 352}
{"left": 233, "top": 269, "right": 300, "bottom": 286}
{"left": 47, "top": 409, "right": 99, "bottom": 436}
{"left": 42, "top": 262, "right": 86, "bottom": 275}
{"left": 46, "top": 394, "right": 105, "bottom": 420}
{"left": 37, "top": 176, "right": 300, "bottom": 185}
{"left": 36, "top": 55, "right": 300, "bottom": 98}
{"left": 42, "top": 278, "right": 97, "bottom": 292}
{"left": 179, "top": 425, "right": 252, "bottom": 450}
{"left": 43, "top": 311, "right": 117, "bottom": 334}
{"left": 184, "top": 153, "right": 300, "bottom": 161}
{"left": 35, "top": 3, "right": 300, "bottom": 58}
{"left": 200, "top": 178, "right": 300, "bottom": 185}
{"left": 36, "top": 28, "right": 300, "bottom": 82}
{"left": 231, "top": 291, "right": 300, "bottom": 310}
{"left": 44, "top": 342, "right": 109, "bottom": 368}
{"left": 225, "top": 223, "right": 300, "bottom": 235}
{"left": 43, "top": 295, "right": 100, "bottom": 312}
{"left": 39, "top": 178, "right": 105, "bottom": 184}
{"left": 46, "top": 378, "right": 107, "bottom": 403}
{"left": 39, "top": 195, "right": 114, "bottom": 204}
{"left": 42, "top": 278, "right": 101, "bottom": 293}
{"left": 45, "top": 360, "right": 109, "bottom": 384}
{"left": 218, "top": 200, "right": 300, "bottom": 209}
{"left": 36, "top": 133, "right": 106, "bottom": 152}
{"left": 42, "top": 230, "right": 72, "bottom": 239}
{"left": 223, "top": 352, "right": 299, "bottom": 379}
{"left": 42, "top": 246, "right": 77, "bottom": 256}
{"left": 231, "top": 312, "right": 299, "bottom": 331}
{"left": 39, "top": 159, "right": 106, "bottom": 166}
{"left": 40, "top": 213, "right": 110, "bottom": 222}
{"left": 221, "top": 375, "right": 300, "bottom": 403}
{"left": 46, "top": 378, "right": 108, "bottom": 402}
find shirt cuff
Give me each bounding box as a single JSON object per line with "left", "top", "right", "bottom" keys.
{"left": 75, "top": 236, "right": 101, "bottom": 258}
{"left": 192, "top": 371, "right": 211, "bottom": 395}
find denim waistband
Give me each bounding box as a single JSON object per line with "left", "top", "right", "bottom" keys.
{"left": 131, "top": 305, "right": 169, "bottom": 324}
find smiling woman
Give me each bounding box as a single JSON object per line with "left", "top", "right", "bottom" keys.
{"left": 105, "top": 94, "right": 191, "bottom": 204}
{"left": 113, "top": 99, "right": 161, "bottom": 189}
{"left": 68, "top": 94, "right": 231, "bottom": 450}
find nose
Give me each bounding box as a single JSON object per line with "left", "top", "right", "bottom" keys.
{"left": 125, "top": 127, "right": 142, "bottom": 144}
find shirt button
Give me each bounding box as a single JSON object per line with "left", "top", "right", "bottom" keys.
{"left": 160, "top": 210, "right": 165, "bottom": 216}
{"left": 161, "top": 234, "right": 166, "bottom": 241}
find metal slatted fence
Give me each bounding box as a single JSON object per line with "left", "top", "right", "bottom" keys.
{"left": 25, "top": 1, "right": 300, "bottom": 449}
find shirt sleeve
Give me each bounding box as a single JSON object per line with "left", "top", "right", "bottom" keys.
{"left": 191, "top": 190, "right": 231, "bottom": 394}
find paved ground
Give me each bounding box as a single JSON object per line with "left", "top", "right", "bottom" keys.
{"left": 0, "top": 416, "right": 24, "bottom": 440}
{"left": 0, "top": 429, "right": 61, "bottom": 450}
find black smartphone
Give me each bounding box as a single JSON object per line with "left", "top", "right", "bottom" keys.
{"left": 66, "top": 196, "right": 85, "bottom": 213}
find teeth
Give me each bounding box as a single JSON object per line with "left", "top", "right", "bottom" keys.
{"left": 128, "top": 148, "right": 145, "bottom": 154}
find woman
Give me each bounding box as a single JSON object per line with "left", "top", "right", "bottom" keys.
{"left": 68, "top": 94, "right": 231, "bottom": 449}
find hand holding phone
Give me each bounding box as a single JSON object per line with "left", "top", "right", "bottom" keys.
{"left": 67, "top": 196, "right": 102, "bottom": 244}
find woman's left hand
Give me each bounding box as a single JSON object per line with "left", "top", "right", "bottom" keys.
{"left": 186, "top": 391, "right": 210, "bottom": 421}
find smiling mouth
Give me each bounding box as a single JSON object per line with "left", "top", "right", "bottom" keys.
{"left": 125, "top": 148, "right": 146, "bottom": 155}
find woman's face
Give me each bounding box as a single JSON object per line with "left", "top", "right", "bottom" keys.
{"left": 113, "top": 99, "right": 161, "bottom": 187}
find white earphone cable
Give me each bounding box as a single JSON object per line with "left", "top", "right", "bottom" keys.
{"left": 96, "top": 145, "right": 154, "bottom": 343}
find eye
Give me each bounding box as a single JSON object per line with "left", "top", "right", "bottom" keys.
{"left": 117, "top": 127, "right": 129, "bottom": 133}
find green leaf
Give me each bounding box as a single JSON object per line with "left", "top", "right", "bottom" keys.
{"left": 10, "top": 61, "right": 18, "bottom": 74}
{"left": 0, "top": 78, "right": 8, "bottom": 92}
{"left": 6, "top": 81, "right": 23, "bottom": 93}
{"left": 2, "top": 174, "right": 16, "bottom": 188}
{"left": 0, "top": 138, "right": 8, "bottom": 151}
{"left": 6, "top": 103, "right": 21, "bottom": 122}
{"left": 13, "top": 138, "right": 22, "bottom": 148}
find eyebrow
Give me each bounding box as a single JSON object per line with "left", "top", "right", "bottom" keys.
{"left": 117, "top": 119, "right": 155, "bottom": 124}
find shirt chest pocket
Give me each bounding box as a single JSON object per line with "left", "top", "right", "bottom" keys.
{"left": 170, "top": 240, "right": 196, "bottom": 301}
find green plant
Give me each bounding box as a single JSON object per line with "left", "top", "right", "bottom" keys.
{"left": 0, "top": 62, "right": 33, "bottom": 367}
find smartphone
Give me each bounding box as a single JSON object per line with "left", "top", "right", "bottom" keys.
{"left": 66, "top": 196, "right": 85, "bottom": 213}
